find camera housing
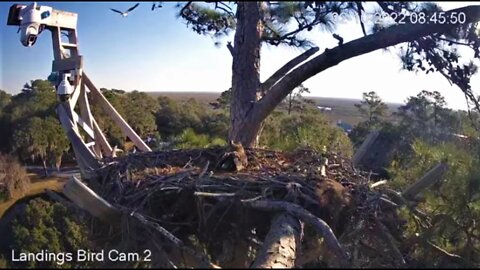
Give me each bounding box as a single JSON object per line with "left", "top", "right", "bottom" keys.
{"left": 7, "top": 2, "right": 53, "bottom": 47}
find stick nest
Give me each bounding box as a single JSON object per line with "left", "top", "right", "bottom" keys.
{"left": 90, "top": 147, "right": 407, "bottom": 268}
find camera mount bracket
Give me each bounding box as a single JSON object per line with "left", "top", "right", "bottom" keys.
{"left": 7, "top": 2, "right": 152, "bottom": 179}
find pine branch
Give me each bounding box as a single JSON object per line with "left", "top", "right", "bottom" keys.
{"left": 261, "top": 46, "right": 319, "bottom": 94}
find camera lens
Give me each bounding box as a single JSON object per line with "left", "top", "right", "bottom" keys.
{"left": 27, "top": 35, "right": 37, "bottom": 45}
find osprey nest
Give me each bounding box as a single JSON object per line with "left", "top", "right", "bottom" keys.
{"left": 79, "top": 146, "right": 411, "bottom": 268}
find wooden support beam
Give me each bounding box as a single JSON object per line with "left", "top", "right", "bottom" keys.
{"left": 68, "top": 78, "right": 82, "bottom": 108}
{"left": 52, "top": 56, "right": 83, "bottom": 72}
{"left": 402, "top": 162, "right": 449, "bottom": 199}
{"left": 77, "top": 80, "right": 102, "bottom": 158}
{"left": 57, "top": 103, "right": 100, "bottom": 179}
{"left": 63, "top": 176, "right": 120, "bottom": 222}
{"left": 352, "top": 131, "right": 380, "bottom": 167}
{"left": 71, "top": 110, "right": 95, "bottom": 139}
{"left": 92, "top": 117, "right": 113, "bottom": 157}
{"left": 83, "top": 73, "right": 151, "bottom": 152}
{"left": 51, "top": 26, "right": 63, "bottom": 61}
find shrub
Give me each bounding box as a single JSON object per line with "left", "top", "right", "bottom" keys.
{"left": 175, "top": 128, "right": 227, "bottom": 149}
{"left": 0, "top": 154, "right": 30, "bottom": 201}
{"left": 260, "top": 110, "right": 353, "bottom": 157}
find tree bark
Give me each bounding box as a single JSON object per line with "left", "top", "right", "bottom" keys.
{"left": 251, "top": 213, "right": 302, "bottom": 268}
{"left": 228, "top": 2, "right": 263, "bottom": 147}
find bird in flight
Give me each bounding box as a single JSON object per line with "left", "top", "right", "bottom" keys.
{"left": 110, "top": 3, "right": 140, "bottom": 17}
{"left": 151, "top": 2, "right": 163, "bottom": 11}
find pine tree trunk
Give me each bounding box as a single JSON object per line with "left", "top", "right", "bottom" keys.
{"left": 228, "top": 2, "right": 263, "bottom": 147}
{"left": 251, "top": 213, "right": 302, "bottom": 268}
{"left": 42, "top": 159, "right": 48, "bottom": 177}
{"left": 55, "top": 154, "right": 63, "bottom": 171}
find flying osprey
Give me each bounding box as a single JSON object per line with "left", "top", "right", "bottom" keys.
{"left": 110, "top": 3, "right": 140, "bottom": 17}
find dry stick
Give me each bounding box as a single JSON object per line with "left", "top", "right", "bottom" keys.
{"left": 199, "top": 160, "right": 210, "bottom": 178}
{"left": 241, "top": 200, "right": 349, "bottom": 267}
{"left": 427, "top": 240, "right": 463, "bottom": 260}
{"left": 194, "top": 191, "right": 236, "bottom": 197}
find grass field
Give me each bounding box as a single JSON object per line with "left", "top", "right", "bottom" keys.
{"left": 0, "top": 174, "right": 67, "bottom": 218}
{"left": 148, "top": 91, "right": 402, "bottom": 126}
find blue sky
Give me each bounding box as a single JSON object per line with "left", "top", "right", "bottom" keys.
{"left": 1, "top": 1, "right": 479, "bottom": 110}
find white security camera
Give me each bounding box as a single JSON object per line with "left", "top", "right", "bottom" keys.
{"left": 13, "top": 2, "right": 52, "bottom": 47}
{"left": 57, "top": 73, "right": 74, "bottom": 102}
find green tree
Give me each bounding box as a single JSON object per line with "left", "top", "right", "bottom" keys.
{"left": 0, "top": 90, "right": 11, "bottom": 111}
{"left": 2, "top": 80, "right": 61, "bottom": 157}
{"left": 388, "top": 140, "right": 480, "bottom": 267}
{"left": 9, "top": 198, "right": 92, "bottom": 268}
{"left": 12, "top": 117, "right": 69, "bottom": 175}
{"left": 6, "top": 80, "right": 57, "bottom": 123}
{"left": 90, "top": 89, "right": 159, "bottom": 148}
{"left": 350, "top": 91, "right": 389, "bottom": 146}
{"left": 396, "top": 90, "right": 459, "bottom": 143}
{"left": 43, "top": 117, "right": 71, "bottom": 171}
{"left": 285, "top": 84, "right": 310, "bottom": 115}
{"left": 212, "top": 88, "right": 232, "bottom": 110}
{"left": 122, "top": 91, "right": 159, "bottom": 137}
{"left": 164, "top": 2, "right": 480, "bottom": 146}
{"left": 354, "top": 91, "right": 388, "bottom": 128}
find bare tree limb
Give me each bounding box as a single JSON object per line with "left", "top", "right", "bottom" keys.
{"left": 356, "top": 2, "right": 367, "bottom": 36}
{"left": 433, "top": 36, "right": 473, "bottom": 46}
{"left": 251, "top": 213, "right": 301, "bottom": 268}
{"left": 251, "top": 5, "right": 480, "bottom": 124}
{"left": 242, "top": 200, "right": 349, "bottom": 267}
{"left": 179, "top": 1, "right": 193, "bottom": 16}
{"left": 261, "top": 46, "right": 319, "bottom": 94}
{"left": 227, "top": 41, "right": 234, "bottom": 56}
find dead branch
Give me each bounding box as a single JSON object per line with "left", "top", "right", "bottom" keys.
{"left": 402, "top": 163, "right": 448, "bottom": 199}
{"left": 251, "top": 213, "right": 302, "bottom": 268}
{"left": 242, "top": 200, "right": 349, "bottom": 267}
